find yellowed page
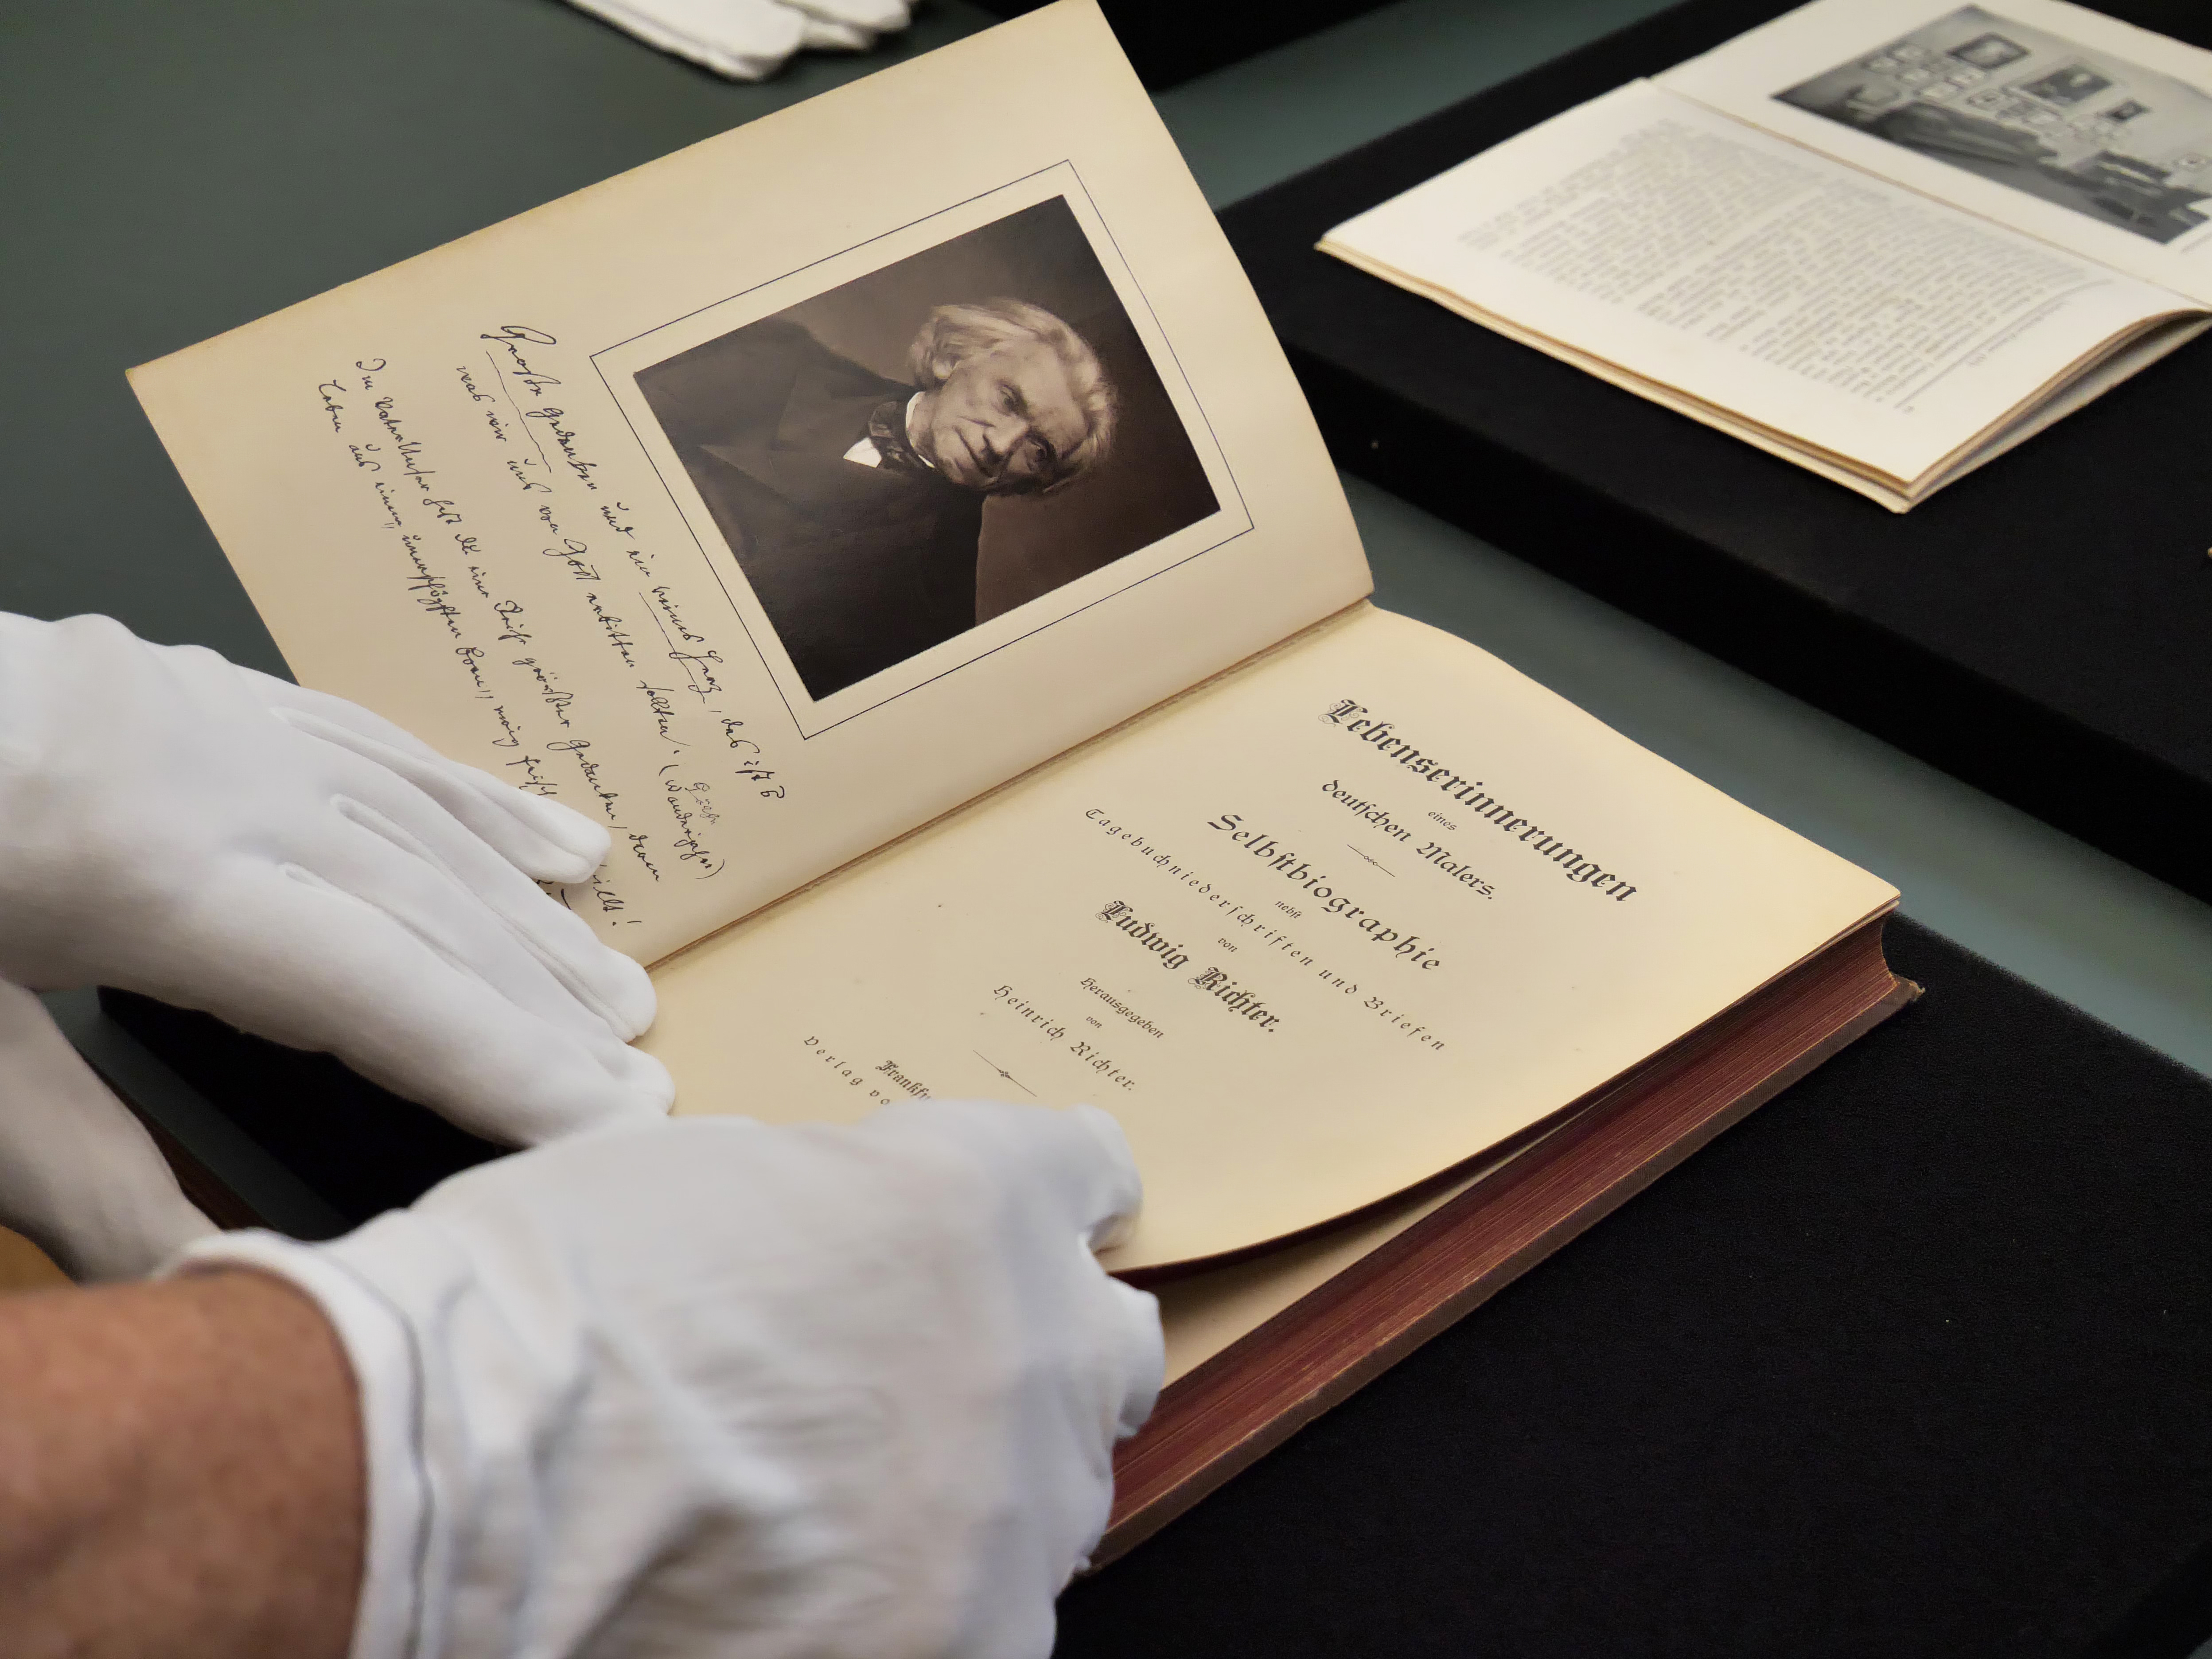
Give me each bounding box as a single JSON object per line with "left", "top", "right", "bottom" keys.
{"left": 1155, "top": 1157, "right": 1497, "bottom": 1383}
{"left": 127, "top": 2, "right": 1368, "bottom": 964}
{"left": 1663, "top": 0, "right": 2212, "bottom": 303}
{"left": 1323, "top": 240, "right": 2208, "bottom": 509}
{"left": 648, "top": 605, "right": 1896, "bottom": 1270}
{"left": 1320, "top": 82, "right": 2191, "bottom": 495}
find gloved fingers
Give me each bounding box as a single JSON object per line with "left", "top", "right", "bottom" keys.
{"left": 789, "top": 11, "right": 873, "bottom": 50}
{"left": 867, "top": 1101, "right": 1161, "bottom": 1434}
{"left": 249, "top": 677, "right": 611, "bottom": 883}
{"left": 314, "top": 768, "right": 654, "bottom": 1040}
{"left": 287, "top": 814, "right": 658, "bottom": 1055}
{"left": 1101, "top": 1276, "right": 1165, "bottom": 1440}
{"left": 777, "top": 0, "right": 910, "bottom": 33}
{"left": 570, "top": 0, "right": 807, "bottom": 78}
{"left": 866, "top": 1098, "right": 1145, "bottom": 1250}
{"left": 170, "top": 865, "right": 673, "bottom": 1143}
{"left": 283, "top": 872, "right": 679, "bottom": 1135}
{"left": 0, "top": 981, "right": 217, "bottom": 1281}
{"left": 315, "top": 718, "right": 611, "bottom": 885}
{"left": 1063, "top": 1104, "right": 1145, "bottom": 1250}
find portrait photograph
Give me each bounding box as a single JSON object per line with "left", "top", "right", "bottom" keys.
{"left": 628, "top": 194, "right": 1220, "bottom": 706}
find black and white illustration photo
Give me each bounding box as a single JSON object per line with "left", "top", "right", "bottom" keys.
{"left": 1777, "top": 6, "right": 2212, "bottom": 243}
{"left": 632, "top": 196, "right": 1219, "bottom": 703}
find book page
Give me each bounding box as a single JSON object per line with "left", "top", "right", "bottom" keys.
{"left": 126, "top": 1, "right": 1368, "bottom": 965}
{"left": 645, "top": 605, "right": 1897, "bottom": 1270}
{"left": 1155, "top": 1164, "right": 1484, "bottom": 1381}
{"left": 1663, "top": 0, "right": 2212, "bottom": 304}
{"left": 1320, "top": 80, "right": 2193, "bottom": 495}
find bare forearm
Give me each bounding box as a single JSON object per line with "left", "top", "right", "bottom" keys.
{"left": 0, "top": 1272, "right": 363, "bottom": 1658}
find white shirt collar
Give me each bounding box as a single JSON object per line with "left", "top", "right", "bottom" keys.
{"left": 841, "top": 393, "right": 934, "bottom": 470}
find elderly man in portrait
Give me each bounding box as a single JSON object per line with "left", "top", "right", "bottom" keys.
{"left": 637, "top": 298, "right": 1117, "bottom": 700}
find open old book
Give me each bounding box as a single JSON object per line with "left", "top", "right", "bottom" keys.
{"left": 1322, "top": 0, "right": 2212, "bottom": 510}
{"left": 129, "top": 1, "right": 1908, "bottom": 1554}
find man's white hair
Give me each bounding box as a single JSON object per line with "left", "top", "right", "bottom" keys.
{"left": 907, "top": 298, "right": 1116, "bottom": 494}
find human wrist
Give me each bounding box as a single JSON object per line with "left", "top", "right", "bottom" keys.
{"left": 176, "top": 1207, "right": 626, "bottom": 1659}
{"left": 182, "top": 1269, "right": 369, "bottom": 1659}
{"left": 173, "top": 1227, "right": 440, "bottom": 1659}
{"left": 0, "top": 1269, "right": 363, "bottom": 1658}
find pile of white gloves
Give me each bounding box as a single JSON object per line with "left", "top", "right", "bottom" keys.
{"left": 569, "top": 0, "right": 916, "bottom": 81}
{"left": 0, "top": 611, "right": 1162, "bottom": 1658}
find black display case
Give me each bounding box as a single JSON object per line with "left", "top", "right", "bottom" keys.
{"left": 1219, "top": 0, "right": 2212, "bottom": 906}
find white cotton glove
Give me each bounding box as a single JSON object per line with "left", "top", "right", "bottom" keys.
{"left": 569, "top": 0, "right": 805, "bottom": 79}
{"left": 0, "top": 612, "right": 670, "bottom": 1146}
{"left": 778, "top": 0, "right": 912, "bottom": 43}
{"left": 567, "top": 0, "right": 911, "bottom": 80}
{"left": 179, "top": 1098, "right": 1164, "bottom": 1659}
{"left": 0, "top": 979, "right": 215, "bottom": 1281}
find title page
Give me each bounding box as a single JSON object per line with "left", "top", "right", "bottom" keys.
{"left": 649, "top": 608, "right": 1899, "bottom": 1268}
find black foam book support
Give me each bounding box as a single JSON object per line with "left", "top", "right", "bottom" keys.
{"left": 1219, "top": 0, "right": 2212, "bottom": 907}
{"left": 103, "top": 919, "right": 2212, "bottom": 1652}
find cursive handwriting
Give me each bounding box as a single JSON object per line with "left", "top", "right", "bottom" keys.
{"left": 547, "top": 738, "right": 620, "bottom": 823}
{"left": 659, "top": 765, "right": 726, "bottom": 879}
{"left": 524, "top": 405, "right": 601, "bottom": 491}
{"left": 583, "top": 592, "right": 637, "bottom": 667}
{"left": 582, "top": 869, "right": 640, "bottom": 922}
{"left": 455, "top": 643, "right": 495, "bottom": 698}
{"left": 719, "top": 717, "right": 783, "bottom": 796}
{"left": 635, "top": 680, "right": 681, "bottom": 743}
{"left": 504, "top": 752, "right": 556, "bottom": 797}
{"left": 542, "top": 538, "right": 600, "bottom": 581}
{"left": 396, "top": 534, "right": 464, "bottom": 639}
{"left": 667, "top": 647, "right": 724, "bottom": 700}
{"left": 374, "top": 395, "right": 460, "bottom": 524}
{"left": 647, "top": 584, "right": 707, "bottom": 643}
{"left": 304, "top": 340, "right": 785, "bottom": 933}
{"left": 479, "top": 325, "right": 562, "bottom": 398}
{"left": 512, "top": 657, "right": 574, "bottom": 727}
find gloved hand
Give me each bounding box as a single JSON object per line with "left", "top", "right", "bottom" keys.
{"left": 0, "top": 612, "right": 670, "bottom": 1146}
{"left": 0, "top": 979, "right": 215, "bottom": 1281}
{"left": 567, "top": 0, "right": 913, "bottom": 81}
{"left": 180, "top": 1098, "right": 1164, "bottom": 1659}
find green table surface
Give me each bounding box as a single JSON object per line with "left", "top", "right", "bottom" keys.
{"left": 8, "top": 0, "right": 2211, "bottom": 1229}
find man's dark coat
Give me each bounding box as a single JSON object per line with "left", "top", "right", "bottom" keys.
{"left": 635, "top": 320, "right": 985, "bottom": 700}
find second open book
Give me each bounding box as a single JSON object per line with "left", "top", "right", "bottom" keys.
{"left": 130, "top": 0, "right": 1904, "bottom": 1548}
{"left": 1323, "top": 0, "right": 2212, "bottom": 509}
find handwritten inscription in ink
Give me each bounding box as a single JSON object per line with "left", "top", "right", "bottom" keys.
{"left": 302, "top": 328, "right": 787, "bottom": 932}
